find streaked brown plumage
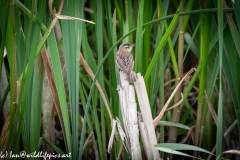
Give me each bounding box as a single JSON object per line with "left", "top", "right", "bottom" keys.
{"left": 116, "top": 43, "right": 136, "bottom": 82}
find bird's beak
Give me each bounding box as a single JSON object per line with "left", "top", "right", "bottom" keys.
{"left": 131, "top": 44, "right": 136, "bottom": 47}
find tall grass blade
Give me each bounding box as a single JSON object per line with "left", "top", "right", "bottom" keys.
{"left": 60, "top": 1, "right": 82, "bottom": 158}
{"left": 194, "top": 7, "right": 210, "bottom": 149}
{"left": 216, "top": 0, "right": 223, "bottom": 157}
{"left": 135, "top": 0, "right": 144, "bottom": 73}
{"left": 29, "top": 61, "right": 43, "bottom": 153}
{"left": 47, "top": 18, "right": 72, "bottom": 154}
{"left": 96, "top": 0, "right": 105, "bottom": 159}
{"left": 104, "top": 0, "right": 118, "bottom": 117}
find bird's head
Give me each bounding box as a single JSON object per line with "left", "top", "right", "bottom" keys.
{"left": 119, "top": 43, "right": 135, "bottom": 52}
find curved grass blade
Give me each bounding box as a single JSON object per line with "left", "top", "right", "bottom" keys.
{"left": 156, "top": 147, "right": 196, "bottom": 159}
{"left": 158, "top": 121, "right": 191, "bottom": 130}
{"left": 155, "top": 143, "right": 214, "bottom": 156}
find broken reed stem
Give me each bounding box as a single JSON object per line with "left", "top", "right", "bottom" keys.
{"left": 117, "top": 71, "right": 142, "bottom": 160}
{"left": 134, "top": 73, "right": 160, "bottom": 160}
{"left": 110, "top": 71, "right": 165, "bottom": 160}
{"left": 138, "top": 113, "right": 153, "bottom": 160}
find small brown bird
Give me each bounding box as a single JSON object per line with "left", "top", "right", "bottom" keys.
{"left": 116, "top": 43, "right": 136, "bottom": 82}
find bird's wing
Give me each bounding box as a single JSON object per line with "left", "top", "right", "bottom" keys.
{"left": 124, "top": 55, "right": 134, "bottom": 73}
{"left": 116, "top": 55, "right": 131, "bottom": 74}
{"left": 116, "top": 54, "right": 127, "bottom": 73}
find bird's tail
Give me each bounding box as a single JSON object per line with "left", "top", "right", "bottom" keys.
{"left": 127, "top": 72, "right": 137, "bottom": 82}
